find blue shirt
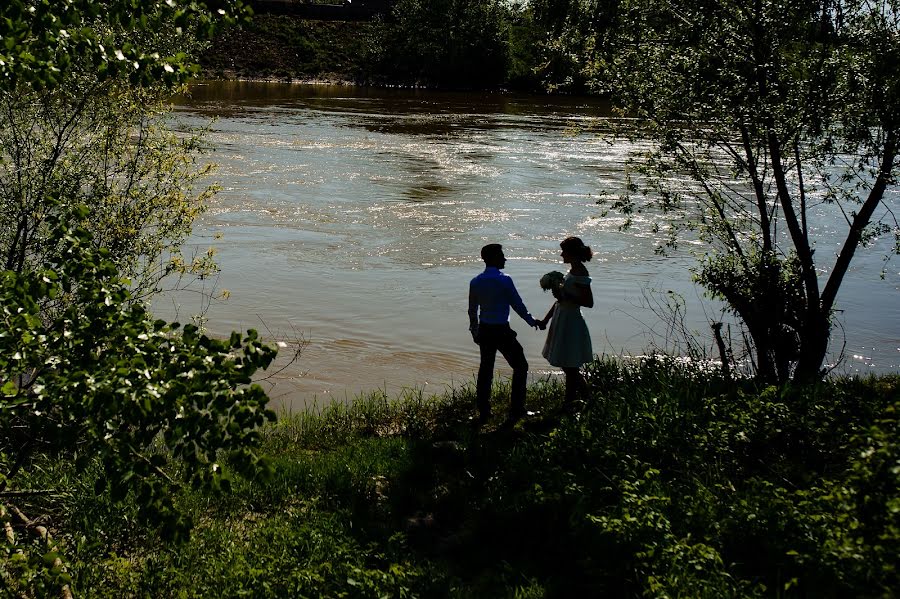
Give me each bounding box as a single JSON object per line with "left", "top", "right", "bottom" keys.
{"left": 468, "top": 267, "right": 537, "bottom": 329}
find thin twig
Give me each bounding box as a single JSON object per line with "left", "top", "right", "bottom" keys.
{"left": 0, "top": 489, "right": 60, "bottom": 498}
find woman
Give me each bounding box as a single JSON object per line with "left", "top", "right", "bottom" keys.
{"left": 538, "top": 237, "right": 594, "bottom": 407}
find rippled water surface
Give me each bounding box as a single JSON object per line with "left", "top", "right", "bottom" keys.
{"left": 164, "top": 81, "right": 899, "bottom": 409}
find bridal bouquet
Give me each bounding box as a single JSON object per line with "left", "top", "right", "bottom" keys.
{"left": 539, "top": 271, "right": 565, "bottom": 291}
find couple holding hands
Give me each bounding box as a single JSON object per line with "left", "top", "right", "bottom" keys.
{"left": 467, "top": 237, "right": 594, "bottom": 428}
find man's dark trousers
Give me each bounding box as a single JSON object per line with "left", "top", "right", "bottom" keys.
{"left": 476, "top": 323, "right": 528, "bottom": 419}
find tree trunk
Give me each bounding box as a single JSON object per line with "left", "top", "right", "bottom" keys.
{"left": 793, "top": 310, "right": 831, "bottom": 382}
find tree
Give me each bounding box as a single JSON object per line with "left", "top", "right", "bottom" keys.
{"left": 585, "top": 0, "right": 899, "bottom": 382}
{"left": 0, "top": 75, "right": 220, "bottom": 300}
{"left": 0, "top": 0, "right": 249, "bottom": 89}
{"left": 0, "top": 1, "right": 283, "bottom": 594}
{"left": 0, "top": 2, "right": 250, "bottom": 295}
{"left": 528, "top": 0, "right": 620, "bottom": 92}
{"left": 366, "top": 0, "right": 511, "bottom": 87}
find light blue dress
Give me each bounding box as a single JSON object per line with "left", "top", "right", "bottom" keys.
{"left": 542, "top": 273, "right": 593, "bottom": 368}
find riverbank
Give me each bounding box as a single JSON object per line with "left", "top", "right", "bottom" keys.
{"left": 200, "top": 9, "right": 545, "bottom": 90}
{"left": 13, "top": 358, "right": 899, "bottom": 597}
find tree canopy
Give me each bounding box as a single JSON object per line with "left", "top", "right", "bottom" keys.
{"left": 0, "top": 0, "right": 249, "bottom": 89}
{"left": 581, "top": 0, "right": 899, "bottom": 381}
{"left": 1, "top": 2, "right": 281, "bottom": 593}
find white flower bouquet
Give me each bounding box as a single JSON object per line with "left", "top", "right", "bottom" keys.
{"left": 539, "top": 270, "right": 565, "bottom": 291}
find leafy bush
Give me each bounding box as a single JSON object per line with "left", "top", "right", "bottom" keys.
{"left": 483, "top": 359, "right": 900, "bottom": 596}
{"left": 1, "top": 210, "right": 277, "bottom": 592}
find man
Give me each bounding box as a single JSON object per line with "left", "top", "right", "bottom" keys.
{"left": 468, "top": 243, "right": 539, "bottom": 427}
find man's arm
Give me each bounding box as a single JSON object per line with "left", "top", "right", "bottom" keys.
{"left": 468, "top": 284, "right": 479, "bottom": 341}
{"left": 506, "top": 278, "right": 538, "bottom": 328}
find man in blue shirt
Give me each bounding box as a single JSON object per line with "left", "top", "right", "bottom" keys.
{"left": 468, "top": 243, "right": 539, "bottom": 427}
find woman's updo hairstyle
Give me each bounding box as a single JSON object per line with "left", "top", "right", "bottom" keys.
{"left": 560, "top": 236, "right": 593, "bottom": 262}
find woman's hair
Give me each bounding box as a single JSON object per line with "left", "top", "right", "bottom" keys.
{"left": 560, "top": 236, "right": 593, "bottom": 262}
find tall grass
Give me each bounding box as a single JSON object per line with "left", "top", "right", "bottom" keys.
{"left": 21, "top": 360, "right": 900, "bottom": 597}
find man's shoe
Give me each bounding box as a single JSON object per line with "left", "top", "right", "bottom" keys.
{"left": 500, "top": 408, "right": 525, "bottom": 430}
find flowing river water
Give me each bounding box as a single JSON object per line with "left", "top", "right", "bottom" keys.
{"left": 164, "top": 81, "right": 900, "bottom": 410}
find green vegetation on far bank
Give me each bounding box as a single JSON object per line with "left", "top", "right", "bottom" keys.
{"left": 200, "top": 3, "right": 548, "bottom": 90}
{"left": 11, "top": 359, "right": 899, "bottom": 597}
{"left": 201, "top": 16, "right": 374, "bottom": 83}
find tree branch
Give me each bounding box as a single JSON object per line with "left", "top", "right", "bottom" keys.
{"left": 741, "top": 123, "right": 772, "bottom": 252}
{"left": 676, "top": 140, "right": 748, "bottom": 263}
{"left": 794, "top": 142, "right": 808, "bottom": 239}
{"left": 768, "top": 127, "right": 820, "bottom": 307}
{"left": 821, "top": 129, "right": 897, "bottom": 314}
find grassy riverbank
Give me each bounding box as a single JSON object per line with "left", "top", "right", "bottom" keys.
{"left": 13, "top": 358, "right": 900, "bottom": 597}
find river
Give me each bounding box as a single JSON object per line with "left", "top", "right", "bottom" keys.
{"left": 164, "top": 81, "right": 899, "bottom": 410}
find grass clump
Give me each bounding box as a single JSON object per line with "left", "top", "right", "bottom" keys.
{"left": 14, "top": 359, "right": 900, "bottom": 597}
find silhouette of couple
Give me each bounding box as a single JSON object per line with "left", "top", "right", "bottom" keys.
{"left": 467, "top": 238, "right": 594, "bottom": 428}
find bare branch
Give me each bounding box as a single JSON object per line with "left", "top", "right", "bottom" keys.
{"left": 822, "top": 129, "right": 898, "bottom": 314}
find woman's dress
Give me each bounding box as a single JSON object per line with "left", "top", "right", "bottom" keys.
{"left": 542, "top": 273, "right": 593, "bottom": 368}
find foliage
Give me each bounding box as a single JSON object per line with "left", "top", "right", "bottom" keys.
{"left": 0, "top": 0, "right": 249, "bottom": 89}
{"left": 199, "top": 5, "right": 550, "bottom": 89}
{"left": 0, "top": 75, "right": 218, "bottom": 299}
{"left": 504, "top": 7, "right": 544, "bottom": 91}
{"left": 1, "top": 2, "right": 280, "bottom": 594}
{"left": 365, "top": 0, "right": 512, "bottom": 88}
{"left": 0, "top": 211, "right": 277, "bottom": 592}
{"left": 1, "top": 2, "right": 234, "bottom": 298}
{"left": 581, "top": 0, "right": 900, "bottom": 382}
{"left": 456, "top": 359, "right": 899, "bottom": 596}
{"left": 201, "top": 16, "right": 373, "bottom": 82}
{"left": 527, "top": 0, "right": 619, "bottom": 92}
{"left": 58, "top": 385, "right": 479, "bottom": 596}
{"left": 21, "top": 362, "right": 899, "bottom": 597}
